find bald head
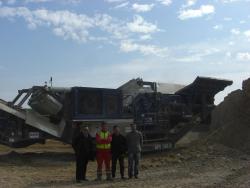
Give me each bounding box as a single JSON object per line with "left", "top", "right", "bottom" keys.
{"left": 80, "top": 126, "right": 89, "bottom": 137}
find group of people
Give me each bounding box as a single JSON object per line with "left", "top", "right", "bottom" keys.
{"left": 72, "top": 122, "right": 143, "bottom": 183}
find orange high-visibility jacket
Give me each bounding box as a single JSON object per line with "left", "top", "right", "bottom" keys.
{"left": 96, "top": 131, "right": 112, "bottom": 150}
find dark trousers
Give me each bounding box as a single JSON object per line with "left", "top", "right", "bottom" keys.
{"left": 112, "top": 153, "right": 125, "bottom": 178}
{"left": 76, "top": 155, "right": 88, "bottom": 181}
{"left": 128, "top": 152, "right": 140, "bottom": 178}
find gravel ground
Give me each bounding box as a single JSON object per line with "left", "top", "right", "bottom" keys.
{"left": 0, "top": 140, "right": 250, "bottom": 188}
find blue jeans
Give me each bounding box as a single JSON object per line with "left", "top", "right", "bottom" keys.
{"left": 128, "top": 152, "right": 141, "bottom": 177}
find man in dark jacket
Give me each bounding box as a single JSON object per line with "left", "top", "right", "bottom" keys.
{"left": 72, "top": 126, "right": 94, "bottom": 183}
{"left": 111, "top": 125, "right": 127, "bottom": 179}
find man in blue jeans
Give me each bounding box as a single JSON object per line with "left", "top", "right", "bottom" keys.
{"left": 126, "top": 123, "right": 143, "bottom": 179}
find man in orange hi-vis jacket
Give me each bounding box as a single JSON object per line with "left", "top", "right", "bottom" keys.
{"left": 96, "top": 121, "right": 112, "bottom": 181}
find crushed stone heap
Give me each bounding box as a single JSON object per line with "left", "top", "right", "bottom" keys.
{"left": 211, "top": 78, "right": 250, "bottom": 154}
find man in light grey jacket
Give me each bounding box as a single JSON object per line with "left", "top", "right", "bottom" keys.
{"left": 126, "top": 123, "right": 143, "bottom": 179}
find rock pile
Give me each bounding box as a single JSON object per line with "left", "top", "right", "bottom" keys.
{"left": 211, "top": 78, "right": 250, "bottom": 154}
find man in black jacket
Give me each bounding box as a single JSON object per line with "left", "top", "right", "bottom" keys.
{"left": 111, "top": 125, "right": 127, "bottom": 179}
{"left": 72, "top": 126, "right": 94, "bottom": 183}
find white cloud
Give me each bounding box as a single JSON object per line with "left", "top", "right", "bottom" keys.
{"left": 105, "top": 0, "right": 126, "bottom": 3}
{"left": 220, "top": 0, "right": 237, "bottom": 2}
{"left": 25, "top": 0, "right": 53, "bottom": 3}
{"left": 244, "top": 30, "right": 250, "bottom": 40}
{"left": 132, "top": 3, "right": 154, "bottom": 13}
{"left": 0, "top": 7, "right": 115, "bottom": 42}
{"left": 120, "top": 40, "right": 168, "bottom": 56}
{"left": 0, "top": 7, "right": 123, "bottom": 41}
{"left": 140, "top": 34, "right": 152, "bottom": 40}
{"left": 113, "top": 2, "right": 129, "bottom": 9}
{"left": 7, "top": 0, "right": 15, "bottom": 4}
{"left": 224, "top": 17, "right": 232, "bottom": 21}
{"left": 24, "top": 0, "right": 80, "bottom": 4}
{"left": 94, "top": 14, "right": 129, "bottom": 40}
{"left": 127, "top": 15, "right": 158, "bottom": 34}
{"left": 0, "top": 0, "right": 16, "bottom": 5}
{"left": 0, "top": 6, "right": 165, "bottom": 56}
{"left": 213, "top": 24, "right": 223, "bottom": 30}
{"left": 157, "top": 0, "right": 172, "bottom": 6}
{"left": 236, "top": 52, "right": 250, "bottom": 61}
{"left": 173, "top": 56, "right": 202, "bottom": 62}
{"left": 231, "top": 28, "right": 240, "bottom": 35}
{"left": 178, "top": 5, "right": 215, "bottom": 20}
{"left": 173, "top": 47, "right": 221, "bottom": 62}
{"left": 182, "top": 0, "right": 197, "bottom": 8}
{"left": 63, "top": 0, "right": 81, "bottom": 3}
{"left": 220, "top": 0, "right": 250, "bottom": 3}
{"left": 226, "top": 51, "right": 232, "bottom": 58}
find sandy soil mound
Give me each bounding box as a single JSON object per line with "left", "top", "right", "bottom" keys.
{"left": 211, "top": 78, "right": 250, "bottom": 154}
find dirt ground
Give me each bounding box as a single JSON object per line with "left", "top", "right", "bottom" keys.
{"left": 0, "top": 140, "right": 250, "bottom": 188}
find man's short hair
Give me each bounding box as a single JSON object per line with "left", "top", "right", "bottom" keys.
{"left": 101, "top": 121, "right": 107, "bottom": 125}
{"left": 113, "top": 125, "right": 118, "bottom": 130}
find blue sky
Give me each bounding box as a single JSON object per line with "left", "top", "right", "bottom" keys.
{"left": 0, "top": 0, "right": 250, "bottom": 104}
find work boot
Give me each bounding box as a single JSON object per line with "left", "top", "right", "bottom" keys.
{"left": 95, "top": 176, "right": 102, "bottom": 181}
{"left": 95, "top": 172, "right": 102, "bottom": 181}
{"left": 106, "top": 173, "right": 112, "bottom": 181}
{"left": 76, "top": 180, "right": 82, "bottom": 183}
{"left": 121, "top": 176, "right": 126, "bottom": 180}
